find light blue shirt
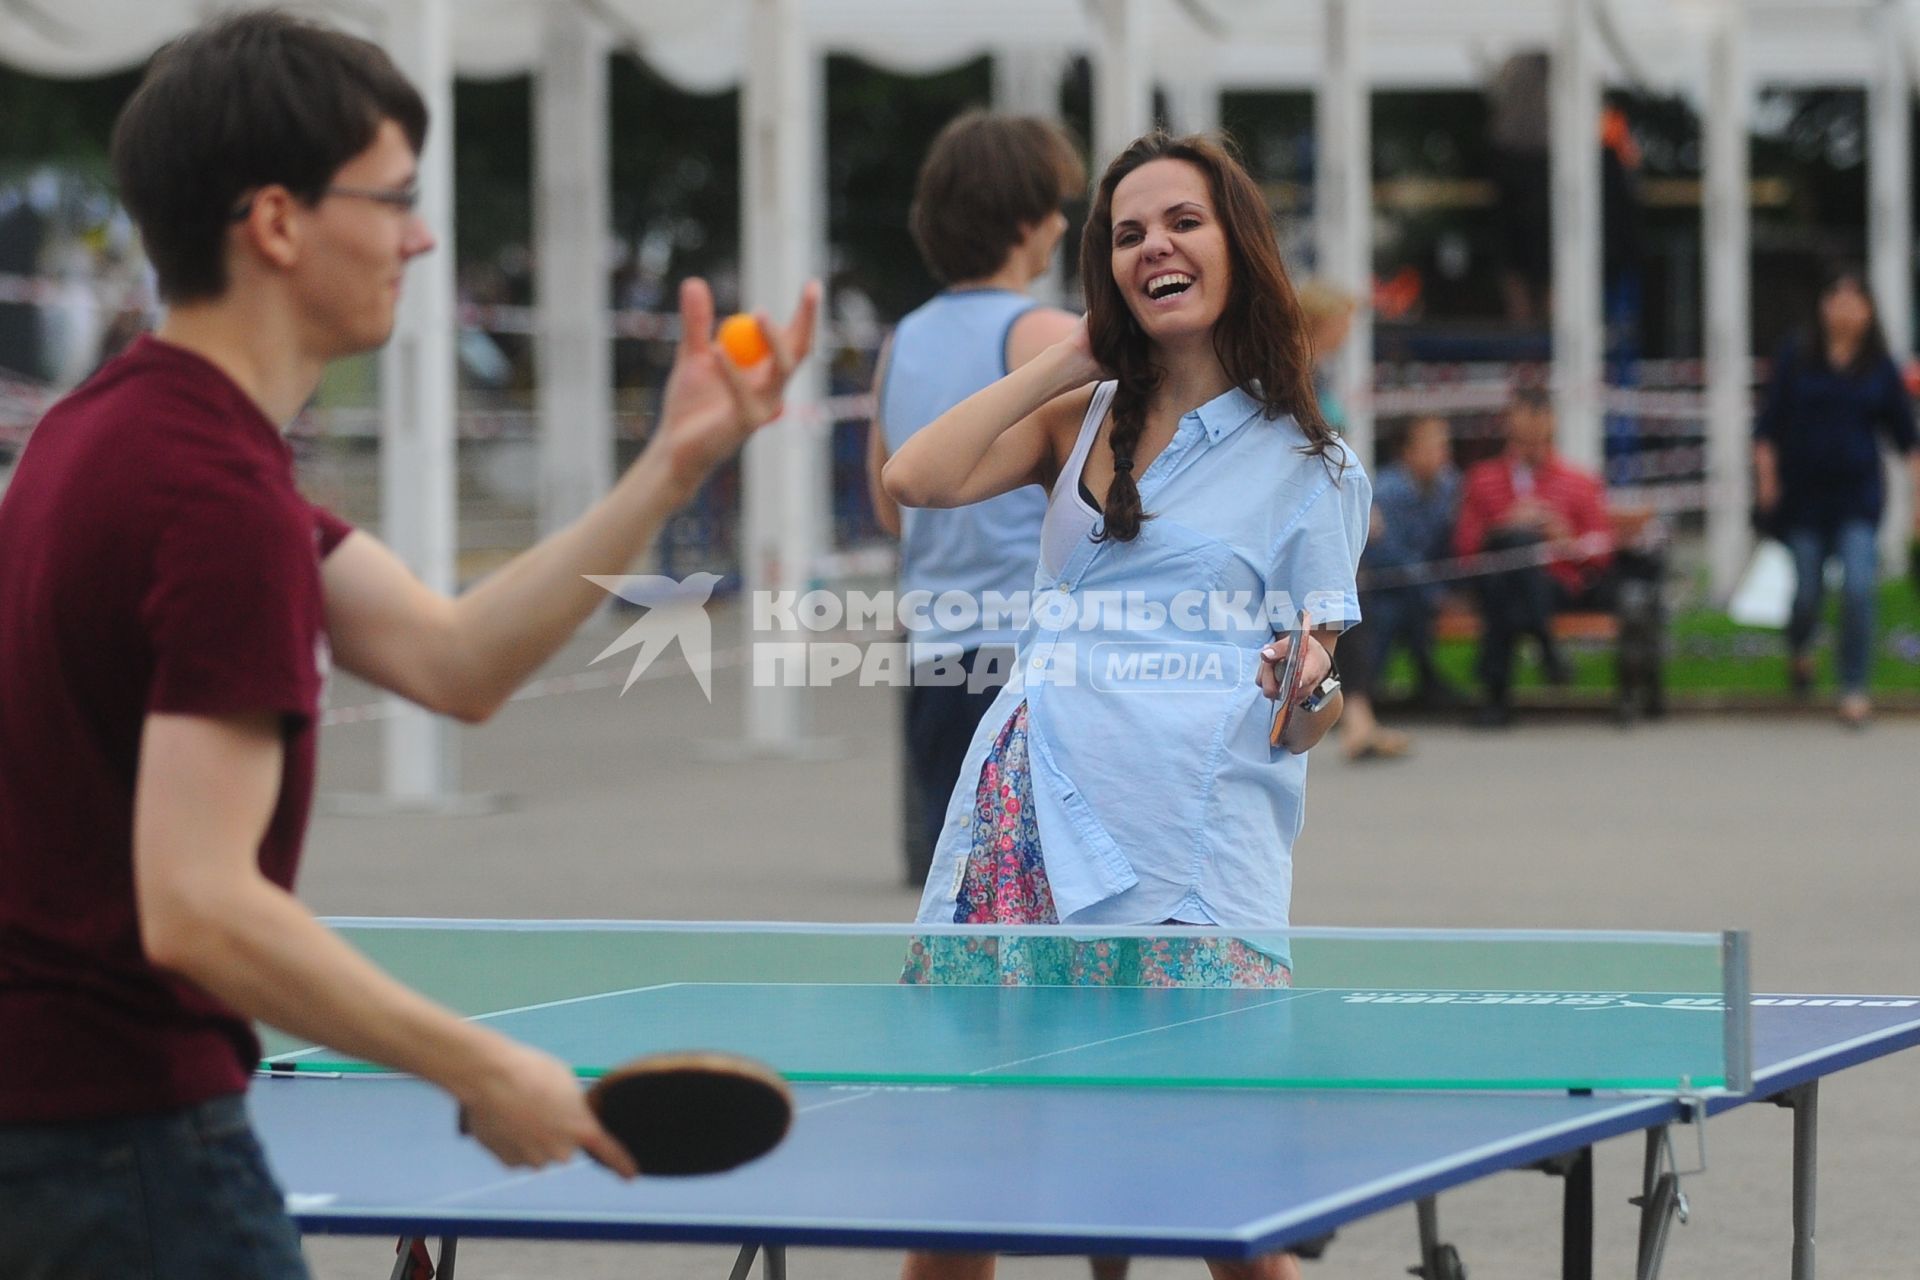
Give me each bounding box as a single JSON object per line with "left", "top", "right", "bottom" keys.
{"left": 915, "top": 383, "right": 1372, "bottom": 940}
{"left": 881, "top": 289, "right": 1048, "bottom": 657}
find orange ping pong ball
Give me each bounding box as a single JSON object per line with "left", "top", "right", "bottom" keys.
{"left": 716, "top": 314, "right": 772, "bottom": 367}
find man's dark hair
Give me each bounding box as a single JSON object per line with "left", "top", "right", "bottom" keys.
{"left": 1509, "top": 385, "right": 1553, "bottom": 415}
{"left": 909, "top": 111, "right": 1085, "bottom": 285}
{"left": 111, "top": 11, "right": 428, "bottom": 302}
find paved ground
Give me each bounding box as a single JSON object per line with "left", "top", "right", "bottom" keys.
{"left": 297, "top": 610, "right": 1920, "bottom": 1280}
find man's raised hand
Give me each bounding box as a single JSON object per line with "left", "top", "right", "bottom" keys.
{"left": 648, "top": 277, "right": 821, "bottom": 502}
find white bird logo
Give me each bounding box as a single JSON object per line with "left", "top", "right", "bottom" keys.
{"left": 583, "top": 573, "right": 722, "bottom": 699}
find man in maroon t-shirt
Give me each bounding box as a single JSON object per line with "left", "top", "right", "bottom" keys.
{"left": 0, "top": 14, "right": 815, "bottom": 1277}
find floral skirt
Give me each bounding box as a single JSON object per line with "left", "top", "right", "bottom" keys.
{"left": 902, "top": 701, "right": 1291, "bottom": 989}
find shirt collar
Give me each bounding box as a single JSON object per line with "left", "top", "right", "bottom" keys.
{"left": 1187, "top": 384, "right": 1266, "bottom": 442}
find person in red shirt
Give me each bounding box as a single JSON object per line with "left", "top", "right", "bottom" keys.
{"left": 0, "top": 13, "right": 815, "bottom": 1278}
{"left": 1453, "top": 387, "right": 1613, "bottom": 724}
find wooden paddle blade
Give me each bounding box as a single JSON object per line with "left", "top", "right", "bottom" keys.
{"left": 587, "top": 1051, "right": 793, "bottom": 1176}
{"left": 1268, "top": 626, "right": 1307, "bottom": 747}
{"left": 1267, "top": 695, "right": 1294, "bottom": 748}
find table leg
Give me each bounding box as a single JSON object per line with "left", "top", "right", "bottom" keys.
{"left": 1410, "top": 1197, "right": 1464, "bottom": 1280}
{"left": 1414, "top": 1195, "right": 1440, "bottom": 1267}
{"left": 728, "top": 1244, "right": 788, "bottom": 1280}
{"left": 1787, "top": 1082, "right": 1818, "bottom": 1280}
{"left": 1559, "top": 1146, "right": 1592, "bottom": 1280}
{"left": 1640, "top": 1128, "right": 1662, "bottom": 1204}
{"left": 1632, "top": 1127, "right": 1663, "bottom": 1276}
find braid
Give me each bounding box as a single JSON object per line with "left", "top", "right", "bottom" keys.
{"left": 1094, "top": 382, "right": 1154, "bottom": 542}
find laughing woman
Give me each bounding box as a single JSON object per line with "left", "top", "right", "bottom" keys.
{"left": 883, "top": 131, "right": 1371, "bottom": 1280}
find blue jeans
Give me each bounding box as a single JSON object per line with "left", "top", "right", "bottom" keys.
{"left": 0, "top": 1093, "right": 310, "bottom": 1280}
{"left": 1786, "top": 520, "right": 1878, "bottom": 695}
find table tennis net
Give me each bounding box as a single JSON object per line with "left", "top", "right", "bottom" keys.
{"left": 260, "top": 920, "right": 1750, "bottom": 1093}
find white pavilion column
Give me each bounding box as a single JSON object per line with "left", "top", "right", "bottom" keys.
{"left": 534, "top": 2, "right": 613, "bottom": 536}
{"left": 1316, "top": 0, "right": 1373, "bottom": 470}
{"left": 993, "top": 45, "right": 1072, "bottom": 306}
{"left": 992, "top": 45, "right": 1066, "bottom": 121}
{"left": 1550, "top": 0, "right": 1604, "bottom": 472}
{"left": 1163, "top": 48, "right": 1220, "bottom": 138}
{"left": 1703, "top": 3, "right": 1753, "bottom": 602}
{"left": 738, "top": 0, "right": 828, "bottom": 753}
{"left": 376, "top": 0, "right": 463, "bottom": 806}
{"left": 1869, "top": 0, "right": 1913, "bottom": 571}
{"left": 1092, "top": 0, "right": 1154, "bottom": 165}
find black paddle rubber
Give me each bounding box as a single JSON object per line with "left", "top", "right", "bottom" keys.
{"left": 586, "top": 1051, "right": 793, "bottom": 1176}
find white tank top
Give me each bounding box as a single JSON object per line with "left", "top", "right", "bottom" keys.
{"left": 1040, "top": 381, "right": 1116, "bottom": 575}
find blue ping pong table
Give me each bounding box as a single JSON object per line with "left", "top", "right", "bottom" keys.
{"left": 251, "top": 924, "right": 1920, "bottom": 1280}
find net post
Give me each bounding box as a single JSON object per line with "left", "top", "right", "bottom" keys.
{"left": 1720, "top": 930, "right": 1752, "bottom": 1093}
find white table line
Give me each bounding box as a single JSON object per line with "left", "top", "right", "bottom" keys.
{"left": 970, "top": 988, "right": 1330, "bottom": 1076}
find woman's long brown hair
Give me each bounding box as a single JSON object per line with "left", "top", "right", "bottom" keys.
{"left": 1079, "top": 131, "right": 1337, "bottom": 542}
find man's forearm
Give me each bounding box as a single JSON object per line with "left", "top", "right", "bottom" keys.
{"left": 389, "top": 278, "right": 814, "bottom": 719}
{"left": 147, "top": 868, "right": 511, "bottom": 1102}
{"left": 439, "top": 448, "right": 688, "bottom": 717}
{"left": 136, "top": 712, "right": 536, "bottom": 1120}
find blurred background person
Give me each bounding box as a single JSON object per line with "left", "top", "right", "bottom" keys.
{"left": 1296, "top": 278, "right": 1368, "bottom": 756}
{"left": 1340, "top": 414, "right": 1461, "bottom": 759}
{"left": 1454, "top": 388, "right": 1612, "bottom": 726}
{"left": 1295, "top": 277, "right": 1357, "bottom": 435}
{"left": 1753, "top": 263, "right": 1920, "bottom": 727}
{"left": 866, "top": 110, "right": 1085, "bottom": 886}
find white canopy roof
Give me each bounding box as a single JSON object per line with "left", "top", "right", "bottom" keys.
{"left": 1, "top": 0, "right": 1912, "bottom": 91}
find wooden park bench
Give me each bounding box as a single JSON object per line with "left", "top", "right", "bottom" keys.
{"left": 1426, "top": 507, "right": 1668, "bottom": 722}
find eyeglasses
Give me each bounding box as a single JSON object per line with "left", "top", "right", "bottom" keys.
{"left": 228, "top": 183, "right": 421, "bottom": 222}
{"left": 323, "top": 183, "right": 421, "bottom": 214}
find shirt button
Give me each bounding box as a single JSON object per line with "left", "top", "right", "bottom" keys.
{"left": 1057, "top": 583, "right": 1073, "bottom": 594}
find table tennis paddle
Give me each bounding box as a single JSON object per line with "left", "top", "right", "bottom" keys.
{"left": 587, "top": 1051, "right": 793, "bottom": 1175}
{"left": 1267, "top": 613, "right": 1311, "bottom": 748}
{"left": 459, "top": 1050, "right": 793, "bottom": 1177}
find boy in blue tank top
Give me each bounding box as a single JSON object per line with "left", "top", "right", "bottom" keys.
{"left": 866, "top": 111, "right": 1085, "bottom": 884}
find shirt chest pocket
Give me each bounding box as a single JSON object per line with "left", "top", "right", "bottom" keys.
{"left": 1073, "top": 518, "right": 1253, "bottom": 617}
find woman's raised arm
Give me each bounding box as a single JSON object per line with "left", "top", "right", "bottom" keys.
{"left": 883, "top": 327, "right": 1102, "bottom": 509}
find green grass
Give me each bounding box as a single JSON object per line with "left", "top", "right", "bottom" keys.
{"left": 1379, "top": 579, "right": 1920, "bottom": 701}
